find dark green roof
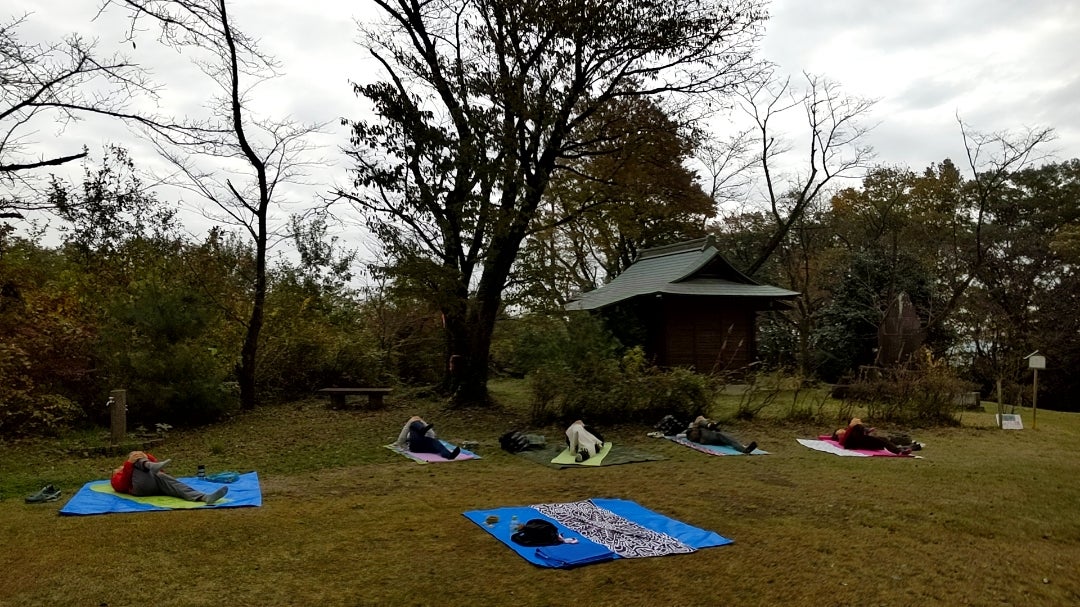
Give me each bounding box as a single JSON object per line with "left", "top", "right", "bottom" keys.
{"left": 565, "top": 236, "right": 799, "bottom": 311}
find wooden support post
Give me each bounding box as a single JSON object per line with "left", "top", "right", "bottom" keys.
{"left": 996, "top": 378, "right": 1003, "bottom": 429}
{"left": 1032, "top": 369, "right": 1038, "bottom": 430}
{"left": 109, "top": 389, "right": 127, "bottom": 446}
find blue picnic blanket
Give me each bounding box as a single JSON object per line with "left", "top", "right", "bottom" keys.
{"left": 59, "top": 471, "right": 262, "bottom": 515}
{"left": 463, "top": 498, "right": 731, "bottom": 568}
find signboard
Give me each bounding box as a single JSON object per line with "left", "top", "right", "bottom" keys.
{"left": 1028, "top": 355, "right": 1046, "bottom": 370}
{"left": 997, "top": 414, "right": 1023, "bottom": 430}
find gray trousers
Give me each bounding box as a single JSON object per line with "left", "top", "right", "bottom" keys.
{"left": 130, "top": 460, "right": 205, "bottom": 502}
{"left": 692, "top": 428, "right": 745, "bottom": 450}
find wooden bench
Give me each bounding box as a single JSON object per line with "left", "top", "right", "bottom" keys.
{"left": 318, "top": 387, "right": 392, "bottom": 409}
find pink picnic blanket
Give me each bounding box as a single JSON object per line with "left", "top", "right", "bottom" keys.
{"left": 795, "top": 436, "right": 913, "bottom": 457}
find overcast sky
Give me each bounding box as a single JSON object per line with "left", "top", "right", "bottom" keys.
{"left": 8, "top": 0, "right": 1080, "bottom": 246}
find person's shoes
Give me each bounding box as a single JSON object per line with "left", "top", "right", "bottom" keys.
{"left": 910, "top": 442, "right": 923, "bottom": 451}
{"left": 447, "top": 447, "right": 461, "bottom": 460}
{"left": 576, "top": 448, "right": 590, "bottom": 463}
{"left": 744, "top": 441, "right": 758, "bottom": 454}
{"left": 25, "top": 484, "right": 62, "bottom": 503}
{"left": 144, "top": 459, "right": 171, "bottom": 474}
{"left": 203, "top": 486, "right": 228, "bottom": 504}
{"left": 898, "top": 447, "right": 913, "bottom": 456}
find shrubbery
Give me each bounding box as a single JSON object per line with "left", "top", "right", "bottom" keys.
{"left": 839, "top": 350, "right": 972, "bottom": 425}
{"left": 515, "top": 314, "right": 714, "bottom": 424}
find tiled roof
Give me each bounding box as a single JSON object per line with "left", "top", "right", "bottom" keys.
{"left": 565, "top": 236, "right": 800, "bottom": 311}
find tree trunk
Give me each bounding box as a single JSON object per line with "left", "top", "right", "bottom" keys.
{"left": 238, "top": 213, "right": 267, "bottom": 410}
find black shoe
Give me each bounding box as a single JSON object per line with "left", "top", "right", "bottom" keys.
{"left": 446, "top": 447, "right": 461, "bottom": 460}
{"left": 744, "top": 441, "right": 757, "bottom": 454}
{"left": 25, "top": 484, "right": 62, "bottom": 503}
{"left": 911, "top": 442, "right": 923, "bottom": 451}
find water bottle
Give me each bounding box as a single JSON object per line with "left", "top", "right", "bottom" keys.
{"left": 197, "top": 465, "right": 206, "bottom": 479}
{"left": 510, "top": 515, "right": 520, "bottom": 531}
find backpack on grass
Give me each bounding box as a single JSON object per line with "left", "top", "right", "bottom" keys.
{"left": 511, "top": 519, "right": 562, "bottom": 546}
{"left": 499, "top": 430, "right": 531, "bottom": 453}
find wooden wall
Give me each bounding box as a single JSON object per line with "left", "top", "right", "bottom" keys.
{"left": 656, "top": 296, "right": 757, "bottom": 373}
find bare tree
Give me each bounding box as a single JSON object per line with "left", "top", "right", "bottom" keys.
{"left": 0, "top": 13, "right": 155, "bottom": 218}
{"left": 105, "top": 0, "right": 323, "bottom": 409}
{"left": 735, "top": 71, "right": 877, "bottom": 276}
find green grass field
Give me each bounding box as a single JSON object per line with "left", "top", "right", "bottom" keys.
{"left": 2, "top": 380, "right": 1078, "bottom": 606}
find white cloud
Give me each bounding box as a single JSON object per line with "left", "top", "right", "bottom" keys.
{"left": 6, "top": 0, "right": 1078, "bottom": 251}
{"left": 762, "top": 0, "right": 1080, "bottom": 170}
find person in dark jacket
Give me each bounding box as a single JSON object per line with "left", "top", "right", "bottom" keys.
{"left": 685, "top": 416, "right": 758, "bottom": 454}
{"left": 394, "top": 416, "right": 461, "bottom": 459}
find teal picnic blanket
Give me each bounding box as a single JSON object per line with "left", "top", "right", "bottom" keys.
{"left": 665, "top": 435, "right": 769, "bottom": 456}
{"left": 59, "top": 472, "right": 262, "bottom": 515}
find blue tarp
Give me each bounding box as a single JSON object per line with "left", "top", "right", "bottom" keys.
{"left": 59, "top": 471, "right": 263, "bottom": 515}
{"left": 463, "top": 498, "right": 732, "bottom": 568}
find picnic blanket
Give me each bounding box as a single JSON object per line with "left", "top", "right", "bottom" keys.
{"left": 59, "top": 472, "right": 262, "bottom": 515}
{"left": 665, "top": 435, "right": 769, "bottom": 456}
{"left": 516, "top": 443, "right": 665, "bottom": 469}
{"left": 464, "top": 498, "right": 732, "bottom": 568}
{"left": 796, "top": 436, "right": 916, "bottom": 458}
{"left": 384, "top": 441, "right": 480, "bottom": 463}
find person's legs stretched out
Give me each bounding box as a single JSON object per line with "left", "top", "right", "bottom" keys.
{"left": 130, "top": 459, "right": 228, "bottom": 503}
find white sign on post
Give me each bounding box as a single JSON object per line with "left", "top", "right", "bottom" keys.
{"left": 1029, "top": 355, "right": 1046, "bottom": 370}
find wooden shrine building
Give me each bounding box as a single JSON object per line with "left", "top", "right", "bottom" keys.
{"left": 565, "top": 236, "right": 798, "bottom": 373}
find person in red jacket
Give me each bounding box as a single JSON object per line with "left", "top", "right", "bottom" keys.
{"left": 832, "top": 419, "right": 919, "bottom": 455}
{"left": 111, "top": 451, "right": 227, "bottom": 504}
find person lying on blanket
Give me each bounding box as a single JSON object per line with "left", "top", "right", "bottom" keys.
{"left": 395, "top": 416, "right": 461, "bottom": 460}
{"left": 685, "top": 416, "right": 758, "bottom": 454}
{"left": 565, "top": 420, "right": 605, "bottom": 462}
{"left": 832, "top": 418, "right": 922, "bottom": 455}
{"left": 111, "top": 451, "right": 228, "bottom": 504}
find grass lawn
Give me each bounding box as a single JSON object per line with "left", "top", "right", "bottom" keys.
{"left": 2, "top": 379, "right": 1078, "bottom": 606}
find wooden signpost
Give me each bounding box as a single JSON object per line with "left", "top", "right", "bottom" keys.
{"left": 1026, "top": 353, "right": 1046, "bottom": 430}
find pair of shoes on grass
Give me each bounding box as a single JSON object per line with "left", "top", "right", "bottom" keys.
{"left": 25, "top": 484, "right": 62, "bottom": 503}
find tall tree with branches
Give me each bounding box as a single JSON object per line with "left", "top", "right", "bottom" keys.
{"left": 340, "top": 0, "right": 767, "bottom": 404}
{"left": 105, "top": 0, "right": 322, "bottom": 409}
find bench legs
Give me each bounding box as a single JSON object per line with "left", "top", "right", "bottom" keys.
{"left": 326, "top": 392, "right": 386, "bottom": 409}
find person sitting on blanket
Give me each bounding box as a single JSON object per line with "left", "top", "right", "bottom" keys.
{"left": 832, "top": 418, "right": 921, "bottom": 455}
{"left": 395, "top": 416, "right": 461, "bottom": 460}
{"left": 685, "top": 416, "right": 758, "bottom": 454}
{"left": 565, "top": 420, "right": 605, "bottom": 462}
{"left": 110, "top": 451, "right": 228, "bottom": 504}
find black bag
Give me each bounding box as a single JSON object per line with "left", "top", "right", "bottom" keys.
{"left": 511, "top": 519, "right": 562, "bottom": 546}
{"left": 655, "top": 414, "right": 685, "bottom": 437}
{"left": 499, "top": 430, "right": 531, "bottom": 453}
